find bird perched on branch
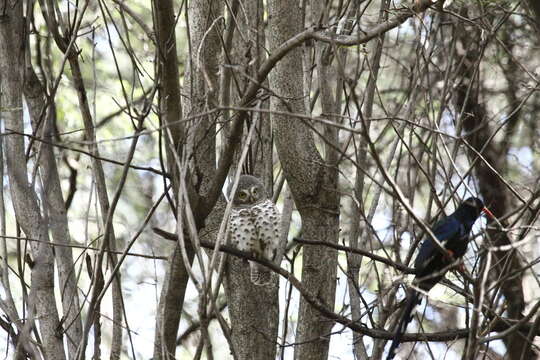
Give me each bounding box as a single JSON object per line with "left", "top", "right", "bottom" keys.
{"left": 228, "top": 175, "right": 283, "bottom": 285}
{"left": 386, "top": 197, "right": 494, "bottom": 360}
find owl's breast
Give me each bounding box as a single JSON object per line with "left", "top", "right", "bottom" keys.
{"left": 235, "top": 208, "right": 254, "bottom": 217}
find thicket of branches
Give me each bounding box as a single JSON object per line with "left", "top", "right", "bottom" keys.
{"left": 0, "top": 0, "right": 539, "bottom": 359}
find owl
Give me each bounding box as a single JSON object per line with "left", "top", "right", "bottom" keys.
{"left": 227, "top": 175, "right": 283, "bottom": 285}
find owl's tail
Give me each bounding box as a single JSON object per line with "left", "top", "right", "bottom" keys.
{"left": 249, "top": 261, "right": 271, "bottom": 285}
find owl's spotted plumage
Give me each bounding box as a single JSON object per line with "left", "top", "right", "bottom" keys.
{"left": 228, "top": 175, "right": 283, "bottom": 285}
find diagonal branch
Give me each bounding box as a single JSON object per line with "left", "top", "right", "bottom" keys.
{"left": 154, "top": 228, "right": 540, "bottom": 342}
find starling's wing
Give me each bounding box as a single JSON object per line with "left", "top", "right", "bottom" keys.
{"left": 414, "top": 216, "right": 461, "bottom": 271}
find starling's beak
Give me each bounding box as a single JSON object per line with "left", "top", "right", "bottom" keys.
{"left": 482, "top": 207, "right": 495, "bottom": 219}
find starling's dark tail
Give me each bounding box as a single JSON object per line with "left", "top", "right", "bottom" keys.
{"left": 386, "top": 290, "right": 421, "bottom": 360}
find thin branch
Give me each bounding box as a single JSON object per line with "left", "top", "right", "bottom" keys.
{"left": 154, "top": 228, "right": 540, "bottom": 342}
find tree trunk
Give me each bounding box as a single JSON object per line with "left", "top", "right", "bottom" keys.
{"left": 24, "top": 62, "right": 83, "bottom": 360}
{"left": 0, "top": 3, "right": 66, "bottom": 359}
{"left": 152, "top": 0, "right": 190, "bottom": 357}
{"left": 221, "top": 1, "right": 279, "bottom": 359}
{"left": 453, "top": 15, "right": 530, "bottom": 360}
{"left": 153, "top": 0, "right": 224, "bottom": 358}
{"left": 268, "top": 2, "right": 340, "bottom": 359}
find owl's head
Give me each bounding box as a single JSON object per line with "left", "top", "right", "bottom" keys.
{"left": 229, "top": 175, "right": 267, "bottom": 206}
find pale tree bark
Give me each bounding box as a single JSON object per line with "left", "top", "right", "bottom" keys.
{"left": 182, "top": 0, "right": 223, "bottom": 197}
{"left": 268, "top": 2, "right": 340, "bottom": 360}
{"left": 153, "top": 0, "right": 224, "bottom": 358}
{"left": 0, "top": 136, "right": 38, "bottom": 358}
{"left": 34, "top": 1, "right": 125, "bottom": 357}
{"left": 346, "top": 1, "right": 389, "bottom": 358}
{"left": 152, "top": 0, "right": 191, "bottom": 357}
{"left": 181, "top": 1, "right": 224, "bottom": 356}
{"left": 221, "top": 2, "right": 279, "bottom": 359}
{"left": 71, "top": 57, "right": 124, "bottom": 360}
{"left": 0, "top": 2, "right": 66, "bottom": 359}
{"left": 223, "top": 263, "right": 279, "bottom": 360}
{"left": 24, "top": 61, "right": 83, "bottom": 359}
{"left": 65, "top": 37, "right": 124, "bottom": 360}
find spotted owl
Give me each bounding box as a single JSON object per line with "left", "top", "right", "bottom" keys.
{"left": 228, "top": 175, "right": 283, "bottom": 285}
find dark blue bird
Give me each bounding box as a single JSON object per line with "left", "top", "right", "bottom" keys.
{"left": 386, "top": 197, "right": 494, "bottom": 360}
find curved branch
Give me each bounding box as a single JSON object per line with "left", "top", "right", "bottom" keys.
{"left": 294, "top": 238, "right": 414, "bottom": 274}
{"left": 199, "top": 2, "right": 431, "bottom": 218}
{"left": 154, "top": 228, "right": 538, "bottom": 342}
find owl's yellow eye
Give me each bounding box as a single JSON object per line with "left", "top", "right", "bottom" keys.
{"left": 238, "top": 191, "right": 248, "bottom": 200}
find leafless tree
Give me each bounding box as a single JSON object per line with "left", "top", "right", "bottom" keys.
{"left": 0, "top": 0, "right": 539, "bottom": 359}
